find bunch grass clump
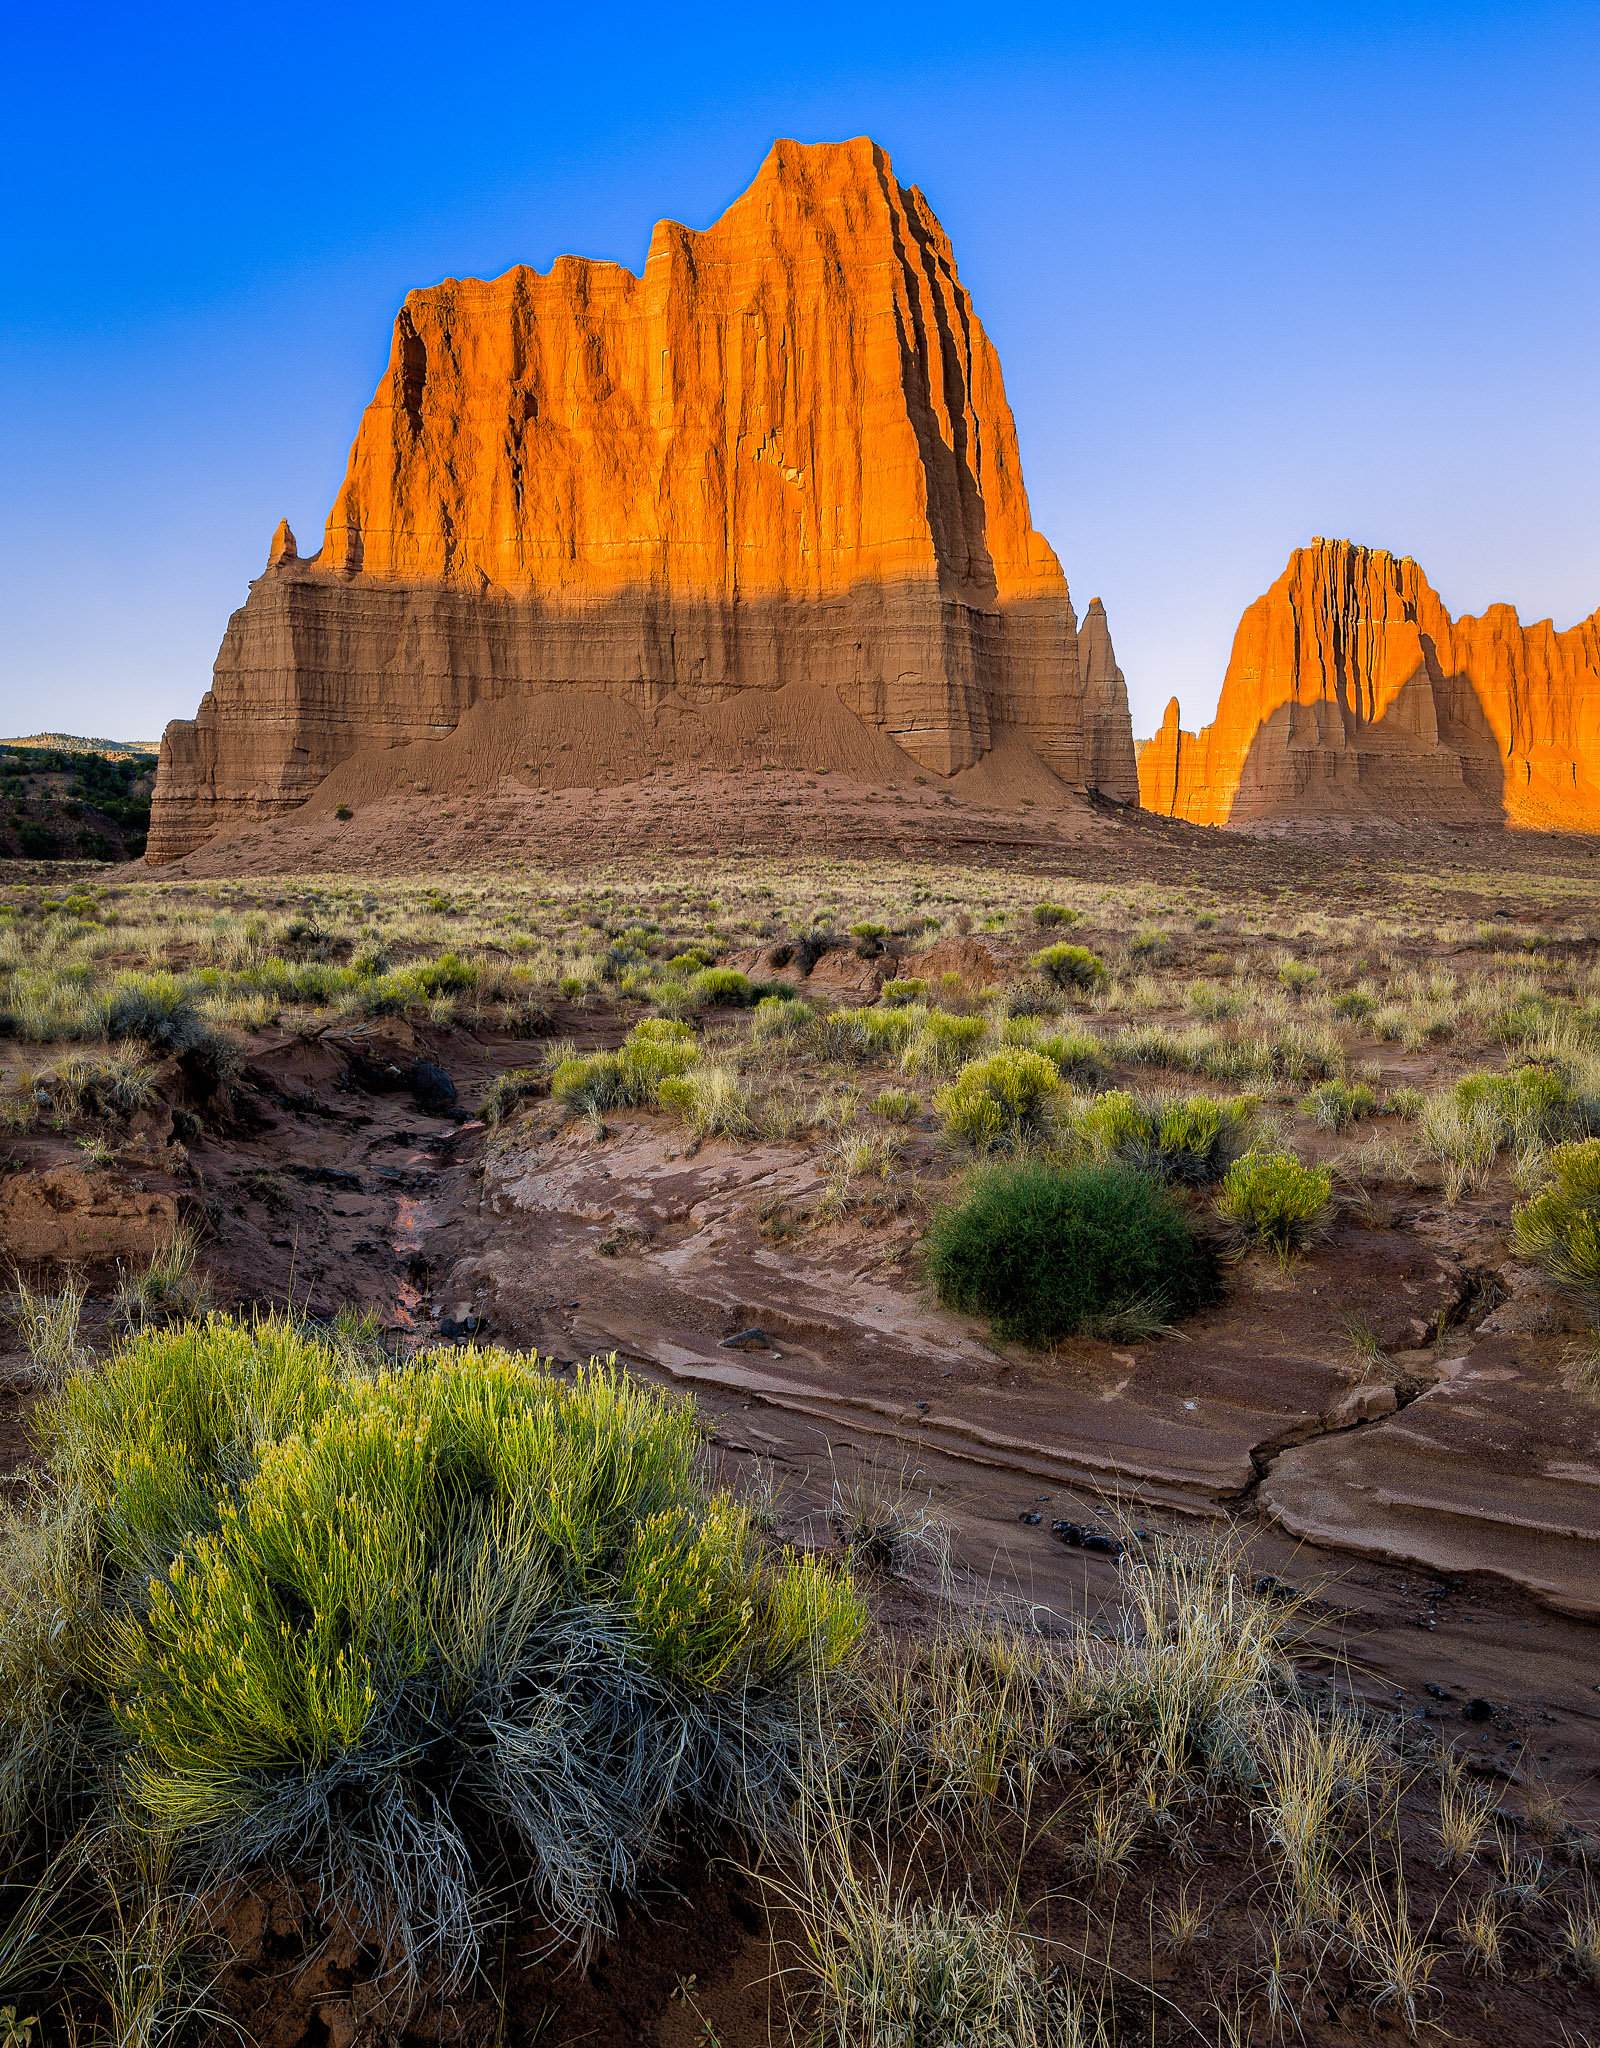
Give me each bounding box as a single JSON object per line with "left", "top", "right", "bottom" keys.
{"left": 21, "top": 1046, "right": 155, "bottom": 1125}
{"left": 114, "top": 1227, "right": 210, "bottom": 1331}
{"left": 900, "top": 1010, "right": 990, "bottom": 1078}
{"left": 820, "top": 1004, "right": 921, "bottom": 1063}
{"left": 6, "top": 1318, "right": 865, "bottom": 1986}
{"left": 657, "top": 1062, "right": 757, "bottom": 1138}
{"left": 750, "top": 993, "right": 813, "bottom": 1047}
{"left": 1414, "top": 1060, "right": 1596, "bottom": 1199}
{"left": 6, "top": 1274, "right": 88, "bottom": 1388}
{"left": 1512, "top": 1137, "right": 1600, "bottom": 1317}
{"left": 551, "top": 1017, "right": 698, "bottom": 1114}
{"left": 1079, "top": 1089, "right": 1254, "bottom": 1185}
{"left": 689, "top": 966, "right": 754, "bottom": 1008}
{"left": 1000, "top": 1015, "right": 1107, "bottom": 1088}
{"left": 800, "top": 1879, "right": 1089, "bottom": 2048}
{"left": 1302, "top": 1078, "right": 1377, "bottom": 1131}
{"left": 478, "top": 1067, "right": 545, "bottom": 1127}
{"left": 924, "top": 1161, "right": 1214, "bottom": 1346}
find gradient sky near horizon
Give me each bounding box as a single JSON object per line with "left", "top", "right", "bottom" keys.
{"left": 3, "top": 2, "right": 1596, "bottom": 747}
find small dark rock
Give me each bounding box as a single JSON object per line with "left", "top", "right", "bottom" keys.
{"left": 719, "top": 1327, "right": 770, "bottom": 1351}
{"left": 1081, "top": 1532, "right": 1122, "bottom": 1556}
{"left": 1051, "top": 1520, "right": 1084, "bottom": 1545}
{"left": 289, "top": 1163, "right": 364, "bottom": 1192}
{"left": 1019, "top": 1511, "right": 1043, "bottom": 1526}
{"left": 1463, "top": 1697, "right": 1495, "bottom": 1723}
{"left": 411, "top": 1061, "right": 457, "bottom": 1113}
{"left": 1426, "top": 1683, "right": 1448, "bottom": 1700}
{"left": 1253, "top": 1575, "right": 1299, "bottom": 1599}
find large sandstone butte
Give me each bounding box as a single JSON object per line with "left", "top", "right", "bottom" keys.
{"left": 150, "top": 138, "right": 1136, "bottom": 862}
{"left": 1138, "top": 539, "right": 1600, "bottom": 831}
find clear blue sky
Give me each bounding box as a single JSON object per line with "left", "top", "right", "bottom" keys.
{"left": 2, "top": 2, "right": 1595, "bottom": 745}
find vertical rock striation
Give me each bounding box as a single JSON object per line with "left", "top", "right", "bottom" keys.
{"left": 1137, "top": 540, "right": 1600, "bottom": 830}
{"left": 151, "top": 138, "right": 1133, "bottom": 861}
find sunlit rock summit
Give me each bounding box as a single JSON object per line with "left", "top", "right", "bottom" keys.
{"left": 1138, "top": 540, "right": 1600, "bottom": 832}
{"left": 151, "top": 138, "right": 1136, "bottom": 861}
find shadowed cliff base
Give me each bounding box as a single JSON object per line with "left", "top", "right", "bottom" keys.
{"left": 1138, "top": 539, "right": 1600, "bottom": 834}
{"left": 1218, "top": 677, "right": 1506, "bottom": 834}
{"left": 149, "top": 572, "right": 1135, "bottom": 864}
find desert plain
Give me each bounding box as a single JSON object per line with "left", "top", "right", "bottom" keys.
{"left": 6, "top": 790, "right": 1600, "bottom": 2045}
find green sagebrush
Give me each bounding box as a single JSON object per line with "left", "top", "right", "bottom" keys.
{"left": 9, "top": 1320, "right": 864, "bottom": 1986}
{"left": 924, "top": 1161, "right": 1214, "bottom": 1346}
{"left": 935, "top": 1049, "right": 1061, "bottom": 1151}
{"left": 1217, "top": 1150, "right": 1331, "bottom": 1266}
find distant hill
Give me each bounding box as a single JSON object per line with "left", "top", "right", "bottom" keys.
{"left": 0, "top": 737, "right": 155, "bottom": 864}
{"left": 1, "top": 732, "right": 160, "bottom": 760}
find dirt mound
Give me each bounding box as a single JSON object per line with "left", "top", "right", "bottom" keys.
{"left": 145, "top": 748, "right": 1112, "bottom": 882}
{"left": 0, "top": 1166, "right": 179, "bottom": 1266}
{"left": 303, "top": 680, "right": 931, "bottom": 813}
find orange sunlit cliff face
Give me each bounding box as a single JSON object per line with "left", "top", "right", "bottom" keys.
{"left": 1138, "top": 540, "right": 1600, "bottom": 831}
{"left": 150, "top": 138, "right": 1136, "bottom": 862}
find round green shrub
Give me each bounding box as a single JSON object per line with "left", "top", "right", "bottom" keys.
{"left": 1029, "top": 943, "right": 1108, "bottom": 992}
{"left": 924, "top": 1161, "right": 1215, "bottom": 1345}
